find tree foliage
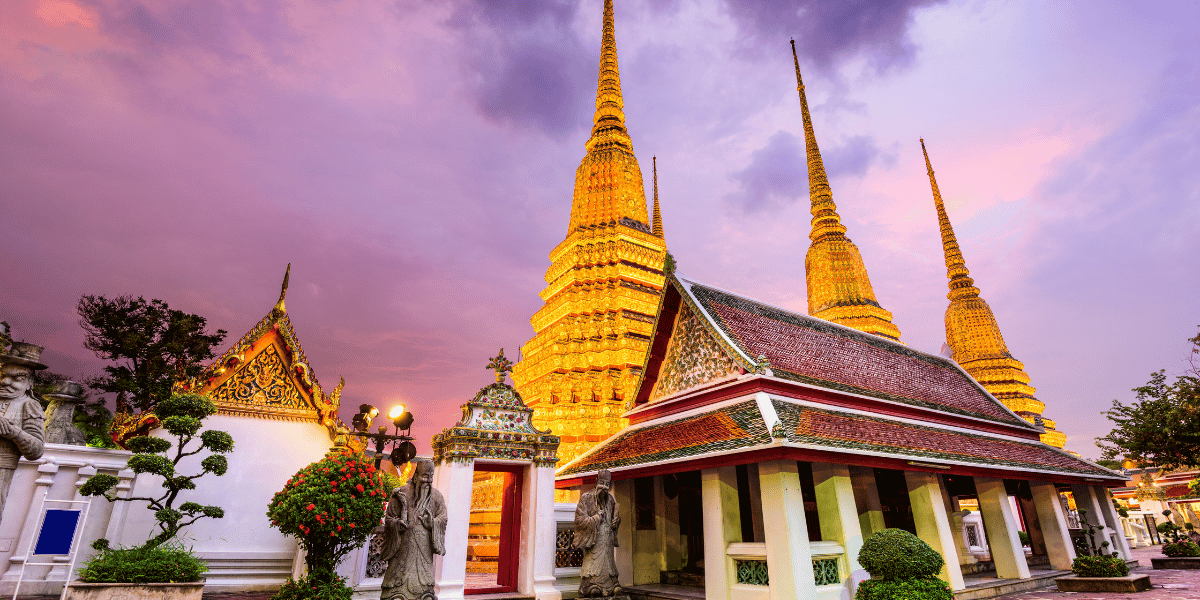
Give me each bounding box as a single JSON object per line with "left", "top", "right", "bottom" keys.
{"left": 1098, "top": 327, "right": 1200, "bottom": 471}
{"left": 77, "top": 295, "right": 226, "bottom": 413}
{"left": 81, "top": 393, "right": 233, "bottom": 549}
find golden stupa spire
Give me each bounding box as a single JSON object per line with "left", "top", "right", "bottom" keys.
{"left": 514, "top": 0, "right": 667, "bottom": 470}
{"left": 273, "top": 263, "right": 290, "bottom": 315}
{"left": 586, "top": 0, "right": 632, "bottom": 154}
{"left": 652, "top": 156, "right": 663, "bottom": 238}
{"left": 922, "top": 139, "right": 1065, "bottom": 447}
{"left": 791, "top": 40, "right": 901, "bottom": 341}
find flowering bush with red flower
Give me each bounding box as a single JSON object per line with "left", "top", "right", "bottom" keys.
{"left": 267, "top": 451, "right": 387, "bottom": 589}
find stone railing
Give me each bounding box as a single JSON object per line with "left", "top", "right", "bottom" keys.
{"left": 0, "top": 444, "right": 140, "bottom": 596}
{"left": 722, "top": 540, "right": 847, "bottom": 600}
{"left": 552, "top": 503, "right": 581, "bottom": 593}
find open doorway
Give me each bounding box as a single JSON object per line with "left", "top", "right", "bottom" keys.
{"left": 465, "top": 465, "right": 523, "bottom": 594}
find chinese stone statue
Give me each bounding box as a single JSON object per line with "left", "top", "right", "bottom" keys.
{"left": 574, "top": 469, "right": 622, "bottom": 597}
{"left": 0, "top": 342, "right": 47, "bottom": 522}
{"left": 380, "top": 458, "right": 448, "bottom": 600}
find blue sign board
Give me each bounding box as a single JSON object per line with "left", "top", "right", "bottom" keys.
{"left": 33, "top": 509, "right": 80, "bottom": 555}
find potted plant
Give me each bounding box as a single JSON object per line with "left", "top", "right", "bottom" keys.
{"left": 266, "top": 449, "right": 388, "bottom": 600}
{"left": 855, "top": 528, "right": 953, "bottom": 600}
{"left": 1151, "top": 509, "right": 1200, "bottom": 569}
{"left": 1056, "top": 509, "right": 1150, "bottom": 592}
{"left": 66, "top": 393, "right": 233, "bottom": 600}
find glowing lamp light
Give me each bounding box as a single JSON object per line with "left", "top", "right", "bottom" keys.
{"left": 389, "top": 404, "right": 406, "bottom": 420}
{"left": 390, "top": 404, "right": 414, "bottom": 430}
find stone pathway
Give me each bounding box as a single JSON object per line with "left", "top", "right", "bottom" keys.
{"left": 996, "top": 545, "right": 1200, "bottom": 600}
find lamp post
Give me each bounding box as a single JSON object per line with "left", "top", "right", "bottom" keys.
{"left": 349, "top": 402, "right": 417, "bottom": 470}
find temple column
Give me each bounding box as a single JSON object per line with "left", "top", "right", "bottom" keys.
{"left": 520, "top": 463, "right": 561, "bottom": 600}
{"left": 612, "top": 478, "right": 634, "bottom": 588}
{"left": 812, "top": 463, "right": 866, "bottom": 584}
{"left": 434, "top": 459, "right": 475, "bottom": 600}
{"left": 974, "top": 476, "right": 1030, "bottom": 579}
{"left": 1093, "top": 486, "right": 1133, "bottom": 560}
{"left": 850, "top": 466, "right": 885, "bottom": 536}
{"left": 759, "top": 460, "right": 816, "bottom": 600}
{"left": 1071, "top": 484, "right": 1118, "bottom": 557}
{"left": 904, "top": 471, "right": 965, "bottom": 591}
{"left": 701, "top": 466, "right": 741, "bottom": 600}
{"left": 1029, "top": 482, "right": 1076, "bottom": 570}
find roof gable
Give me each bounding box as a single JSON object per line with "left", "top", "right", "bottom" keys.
{"left": 646, "top": 302, "right": 743, "bottom": 402}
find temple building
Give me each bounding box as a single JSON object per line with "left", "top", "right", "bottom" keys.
{"left": 556, "top": 274, "right": 1128, "bottom": 600}
{"left": 920, "top": 140, "right": 1067, "bottom": 448}
{"left": 793, "top": 41, "right": 902, "bottom": 342}
{"left": 511, "top": 0, "right": 668, "bottom": 466}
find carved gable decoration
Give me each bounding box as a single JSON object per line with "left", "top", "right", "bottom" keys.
{"left": 209, "top": 343, "right": 313, "bottom": 419}
{"left": 432, "top": 382, "right": 560, "bottom": 467}
{"left": 648, "top": 303, "right": 741, "bottom": 403}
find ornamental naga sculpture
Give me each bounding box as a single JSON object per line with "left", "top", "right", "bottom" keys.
{"left": 574, "top": 469, "right": 622, "bottom": 597}
{"left": 380, "top": 458, "right": 448, "bottom": 600}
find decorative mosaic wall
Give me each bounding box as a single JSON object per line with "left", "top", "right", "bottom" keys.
{"left": 649, "top": 305, "right": 740, "bottom": 402}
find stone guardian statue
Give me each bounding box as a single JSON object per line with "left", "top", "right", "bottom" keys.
{"left": 380, "top": 458, "right": 448, "bottom": 600}
{"left": 0, "top": 342, "right": 48, "bottom": 522}
{"left": 574, "top": 469, "right": 622, "bottom": 597}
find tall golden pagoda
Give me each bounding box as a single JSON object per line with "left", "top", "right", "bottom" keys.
{"left": 511, "top": 0, "right": 667, "bottom": 466}
{"left": 921, "top": 140, "right": 1066, "bottom": 448}
{"left": 791, "top": 41, "right": 902, "bottom": 341}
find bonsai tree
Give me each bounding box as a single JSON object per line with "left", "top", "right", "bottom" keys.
{"left": 267, "top": 450, "right": 388, "bottom": 599}
{"left": 1069, "top": 509, "right": 1128, "bottom": 578}
{"left": 855, "top": 528, "right": 952, "bottom": 600}
{"left": 77, "top": 393, "right": 233, "bottom": 582}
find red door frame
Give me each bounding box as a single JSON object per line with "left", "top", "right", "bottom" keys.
{"left": 465, "top": 463, "right": 524, "bottom": 595}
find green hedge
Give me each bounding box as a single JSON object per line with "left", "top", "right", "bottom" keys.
{"left": 273, "top": 574, "right": 353, "bottom": 600}
{"left": 78, "top": 543, "right": 206, "bottom": 583}
{"left": 858, "top": 529, "right": 945, "bottom": 581}
{"left": 855, "top": 577, "right": 953, "bottom": 600}
{"left": 1071, "top": 555, "right": 1129, "bottom": 578}
{"left": 1163, "top": 540, "right": 1200, "bottom": 557}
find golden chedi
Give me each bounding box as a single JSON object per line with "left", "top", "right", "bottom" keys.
{"left": 921, "top": 139, "right": 1066, "bottom": 448}
{"left": 791, "top": 41, "right": 902, "bottom": 341}
{"left": 512, "top": 0, "right": 667, "bottom": 466}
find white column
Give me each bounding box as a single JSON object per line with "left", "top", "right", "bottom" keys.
{"left": 812, "top": 463, "right": 866, "bottom": 585}
{"left": 849, "top": 466, "right": 885, "bottom": 536}
{"left": 612, "top": 478, "right": 634, "bottom": 588}
{"left": 521, "top": 464, "right": 560, "bottom": 600}
{"left": 974, "top": 477, "right": 1030, "bottom": 579}
{"left": 1029, "top": 482, "right": 1075, "bottom": 570}
{"left": 701, "top": 466, "right": 741, "bottom": 600}
{"left": 1071, "top": 484, "right": 1113, "bottom": 557}
{"left": 904, "top": 471, "right": 965, "bottom": 591}
{"left": 434, "top": 459, "right": 475, "bottom": 600}
{"left": 1093, "top": 486, "right": 1133, "bottom": 560}
{"left": 759, "top": 460, "right": 816, "bottom": 600}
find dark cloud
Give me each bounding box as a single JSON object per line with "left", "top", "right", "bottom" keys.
{"left": 724, "top": 0, "right": 948, "bottom": 73}
{"left": 727, "top": 130, "right": 890, "bottom": 212}
{"left": 443, "top": 0, "right": 594, "bottom": 137}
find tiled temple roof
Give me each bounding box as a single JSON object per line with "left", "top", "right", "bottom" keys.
{"left": 557, "top": 396, "right": 1121, "bottom": 481}
{"left": 678, "top": 277, "right": 1035, "bottom": 428}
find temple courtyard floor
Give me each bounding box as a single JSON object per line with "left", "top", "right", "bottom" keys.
{"left": 14, "top": 545, "right": 1199, "bottom": 600}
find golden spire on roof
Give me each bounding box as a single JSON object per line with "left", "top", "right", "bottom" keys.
{"left": 922, "top": 139, "right": 1065, "bottom": 447}
{"left": 791, "top": 40, "right": 901, "bottom": 341}
{"left": 652, "top": 156, "right": 663, "bottom": 238}
{"left": 273, "top": 263, "right": 290, "bottom": 315}
{"left": 513, "top": 0, "right": 667, "bottom": 470}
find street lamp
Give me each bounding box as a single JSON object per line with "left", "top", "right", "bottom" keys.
{"left": 350, "top": 403, "right": 416, "bottom": 470}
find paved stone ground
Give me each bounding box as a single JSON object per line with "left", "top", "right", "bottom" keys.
{"left": 996, "top": 545, "right": 1200, "bottom": 600}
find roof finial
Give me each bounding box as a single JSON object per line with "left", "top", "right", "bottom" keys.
{"left": 921, "top": 139, "right": 979, "bottom": 301}
{"left": 791, "top": 39, "right": 845, "bottom": 243}
{"left": 586, "top": 0, "right": 632, "bottom": 152}
{"left": 274, "top": 263, "right": 291, "bottom": 314}
{"left": 652, "top": 156, "right": 664, "bottom": 238}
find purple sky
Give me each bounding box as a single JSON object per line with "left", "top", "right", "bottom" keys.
{"left": 2, "top": 0, "right": 1197, "bottom": 460}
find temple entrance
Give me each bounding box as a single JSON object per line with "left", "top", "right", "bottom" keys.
{"left": 465, "top": 465, "right": 523, "bottom": 594}
{"left": 874, "top": 468, "right": 917, "bottom": 534}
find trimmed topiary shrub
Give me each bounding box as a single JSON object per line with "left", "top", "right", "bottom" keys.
{"left": 1018, "top": 531, "right": 1031, "bottom": 547}
{"left": 858, "top": 528, "right": 945, "bottom": 581}
{"left": 855, "top": 577, "right": 953, "bottom": 600}
{"left": 1071, "top": 555, "right": 1129, "bottom": 578}
{"left": 77, "top": 541, "right": 207, "bottom": 583}
{"left": 1163, "top": 540, "right": 1200, "bottom": 557}
{"left": 266, "top": 451, "right": 387, "bottom": 595}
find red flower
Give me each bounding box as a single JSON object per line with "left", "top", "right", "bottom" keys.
{"left": 306, "top": 504, "right": 315, "bottom": 511}
{"left": 349, "top": 523, "right": 355, "bottom": 528}
{"left": 356, "top": 484, "right": 365, "bottom": 493}
{"left": 337, "top": 525, "right": 342, "bottom": 531}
